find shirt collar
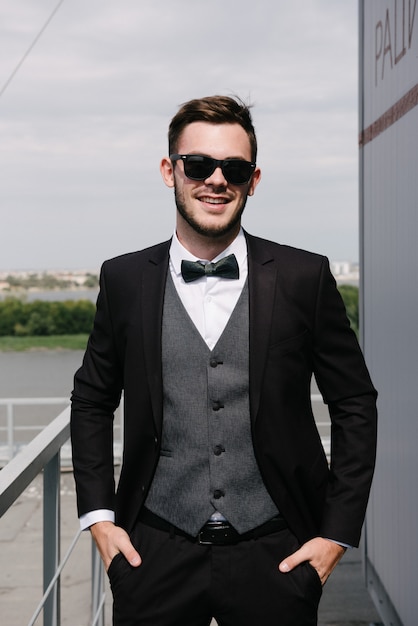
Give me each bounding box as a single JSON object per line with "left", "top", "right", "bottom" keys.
{"left": 169, "top": 228, "right": 247, "bottom": 277}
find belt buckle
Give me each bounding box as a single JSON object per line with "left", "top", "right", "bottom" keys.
{"left": 197, "top": 523, "right": 237, "bottom": 546}
{"left": 197, "top": 529, "right": 214, "bottom": 546}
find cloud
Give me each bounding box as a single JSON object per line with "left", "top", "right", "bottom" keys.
{"left": 0, "top": 0, "right": 359, "bottom": 269}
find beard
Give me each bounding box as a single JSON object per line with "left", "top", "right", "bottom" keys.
{"left": 174, "top": 183, "right": 248, "bottom": 239}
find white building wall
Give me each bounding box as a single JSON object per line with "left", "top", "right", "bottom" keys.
{"left": 359, "top": 2, "right": 418, "bottom": 625}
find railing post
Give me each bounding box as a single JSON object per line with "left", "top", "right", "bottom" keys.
{"left": 91, "top": 539, "right": 105, "bottom": 626}
{"left": 43, "top": 452, "right": 61, "bottom": 626}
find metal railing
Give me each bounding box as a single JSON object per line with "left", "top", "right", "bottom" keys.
{"left": 0, "top": 397, "right": 123, "bottom": 466}
{"left": 0, "top": 397, "right": 69, "bottom": 465}
{"left": 0, "top": 406, "right": 105, "bottom": 626}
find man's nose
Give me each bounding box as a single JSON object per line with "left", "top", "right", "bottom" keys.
{"left": 204, "top": 166, "right": 227, "bottom": 187}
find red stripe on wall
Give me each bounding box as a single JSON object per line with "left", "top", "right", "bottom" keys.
{"left": 359, "top": 83, "right": 418, "bottom": 146}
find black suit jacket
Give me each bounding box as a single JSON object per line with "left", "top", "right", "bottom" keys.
{"left": 71, "top": 232, "right": 377, "bottom": 547}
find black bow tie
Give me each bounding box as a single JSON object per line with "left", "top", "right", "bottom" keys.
{"left": 181, "top": 253, "right": 239, "bottom": 283}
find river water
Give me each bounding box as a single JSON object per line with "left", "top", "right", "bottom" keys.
{"left": 0, "top": 288, "right": 99, "bottom": 303}
{"left": 0, "top": 350, "right": 84, "bottom": 398}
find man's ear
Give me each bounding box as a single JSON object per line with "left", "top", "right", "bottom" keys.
{"left": 160, "top": 156, "right": 175, "bottom": 188}
{"left": 247, "top": 167, "right": 261, "bottom": 197}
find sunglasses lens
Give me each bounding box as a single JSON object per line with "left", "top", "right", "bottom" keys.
{"left": 223, "top": 160, "right": 253, "bottom": 184}
{"left": 183, "top": 156, "right": 213, "bottom": 180}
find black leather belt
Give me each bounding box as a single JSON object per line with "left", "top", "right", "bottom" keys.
{"left": 139, "top": 508, "right": 287, "bottom": 546}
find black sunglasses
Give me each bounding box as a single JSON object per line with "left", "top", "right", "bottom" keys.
{"left": 170, "top": 154, "right": 256, "bottom": 185}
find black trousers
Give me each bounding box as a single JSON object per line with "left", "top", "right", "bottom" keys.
{"left": 107, "top": 520, "right": 322, "bottom": 626}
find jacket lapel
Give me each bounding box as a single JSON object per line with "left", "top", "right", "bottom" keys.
{"left": 141, "top": 240, "right": 171, "bottom": 434}
{"left": 246, "top": 233, "right": 278, "bottom": 424}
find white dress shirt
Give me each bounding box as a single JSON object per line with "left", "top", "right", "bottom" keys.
{"left": 79, "top": 229, "right": 248, "bottom": 530}
{"left": 168, "top": 228, "right": 248, "bottom": 349}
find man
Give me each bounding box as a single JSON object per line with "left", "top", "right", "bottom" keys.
{"left": 71, "top": 95, "right": 377, "bottom": 626}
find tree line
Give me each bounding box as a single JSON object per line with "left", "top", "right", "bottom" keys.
{"left": 0, "top": 285, "right": 359, "bottom": 338}
{"left": 338, "top": 285, "right": 359, "bottom": 337}
{"left": 0, "top": 298, "right": 96, "bottom": 336}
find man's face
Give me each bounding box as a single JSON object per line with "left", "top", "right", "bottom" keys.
{"left": 161, "top": 122, "right": 261, "bottom": 243}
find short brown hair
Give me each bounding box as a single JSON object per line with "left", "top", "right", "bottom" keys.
{"left": 168, "top": 95, "right": 257, "bottom": 162}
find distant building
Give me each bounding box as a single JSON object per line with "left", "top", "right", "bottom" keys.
{"left": 330, "top": 261, "right": 359, "bottom": 284}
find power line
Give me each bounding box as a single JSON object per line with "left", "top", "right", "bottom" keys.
{"left": 0, "top": 0, "right": 66, "bottom": 100}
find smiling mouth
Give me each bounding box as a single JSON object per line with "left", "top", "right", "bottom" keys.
{"left": 199, "top": 196, "right": 229, "bottom": 205}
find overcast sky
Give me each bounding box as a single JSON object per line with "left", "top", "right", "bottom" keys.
{"left": 1, "top": 0, "right": 359, "bottom": 271}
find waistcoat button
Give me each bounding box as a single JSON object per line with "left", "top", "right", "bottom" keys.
{"left": 213, "top": 445, "right": 225, "bottom": 456}
{"left": 213, "top": 489, "right": 224, "bottom": 499}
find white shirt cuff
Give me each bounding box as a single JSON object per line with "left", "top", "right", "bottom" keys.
{"left": 324, "top": 537, "right": 353, "bottom": 549}
{"left": 79, "top": 509, "right": 115, "bottom": 531}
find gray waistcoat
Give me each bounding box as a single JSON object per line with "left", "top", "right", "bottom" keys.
{"left": 144, "top": 275, "right": 278, "bottom": 536}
